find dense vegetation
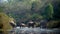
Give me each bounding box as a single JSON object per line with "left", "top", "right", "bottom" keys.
{"left": 0, "top": 0, "right": 60, "bottom": 28}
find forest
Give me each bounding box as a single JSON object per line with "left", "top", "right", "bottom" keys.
{"left": 0, "top": 0, "right": 60, "bottom": 29}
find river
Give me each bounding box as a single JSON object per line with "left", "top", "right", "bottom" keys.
{"left": 9, "top": 27, "right": 60, "bottom": 34}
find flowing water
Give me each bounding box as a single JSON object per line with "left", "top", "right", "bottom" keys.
{"left": 9, "top": 27, "right": 60, "bottom": 34}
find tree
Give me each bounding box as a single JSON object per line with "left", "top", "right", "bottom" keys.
{"left": 52, "top": 0, "right": 60, "bottom": 19}
{"left": 30, "top": 13, "right": 43, "bottom": 21}
{"left": 0, "top": 7, "right": 4, "bottom": 12}
{"left": 44, "top": 3, "right": 54, "bottom": 19}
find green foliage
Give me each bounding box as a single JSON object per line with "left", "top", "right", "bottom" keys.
{"left": 0, "top": 0, "right": 54, "bottom": 23}
{"left": 46, "top": 1, "right": 60, "bottom": 28}
{"left": 44, "top": 3, "right": 54, "bottom": 19}
{"left": 31, "top": 13, "right": 43, "bottom": 20}
{"left": 0, "top": 7, "right": 3, "bottom": 12}
{"left": 52, "top": 1, "right": 60, "bottom": 19}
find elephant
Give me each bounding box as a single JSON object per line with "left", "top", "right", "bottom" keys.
{"left": 10, "top": 22, "right": 16, "bottom": 28}
{"left": 27, "top": 20, "right": 35, "bottom": 28}
{"left": 20, "top": 23, "right": 26, "bottom": 28}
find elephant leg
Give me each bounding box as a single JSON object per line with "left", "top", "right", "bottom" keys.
{"left": 32, "top": 25, "right": 34, "bottom": 28}
{"left": 28, "top": 25, "right": 30, "bottom": 28}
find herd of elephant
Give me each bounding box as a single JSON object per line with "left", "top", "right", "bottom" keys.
{"left": 19, "top": 22, "right": 35, "bottom": 28}
{"left": 10, "top": 20, "right": 47, "bottom": 28}
{"left": 20, "top": 23, "right": 46, "bottom": 28}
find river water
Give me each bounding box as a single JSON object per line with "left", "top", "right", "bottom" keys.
{"left": 9, "top": 27, "right": 60, "bottom": 34}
